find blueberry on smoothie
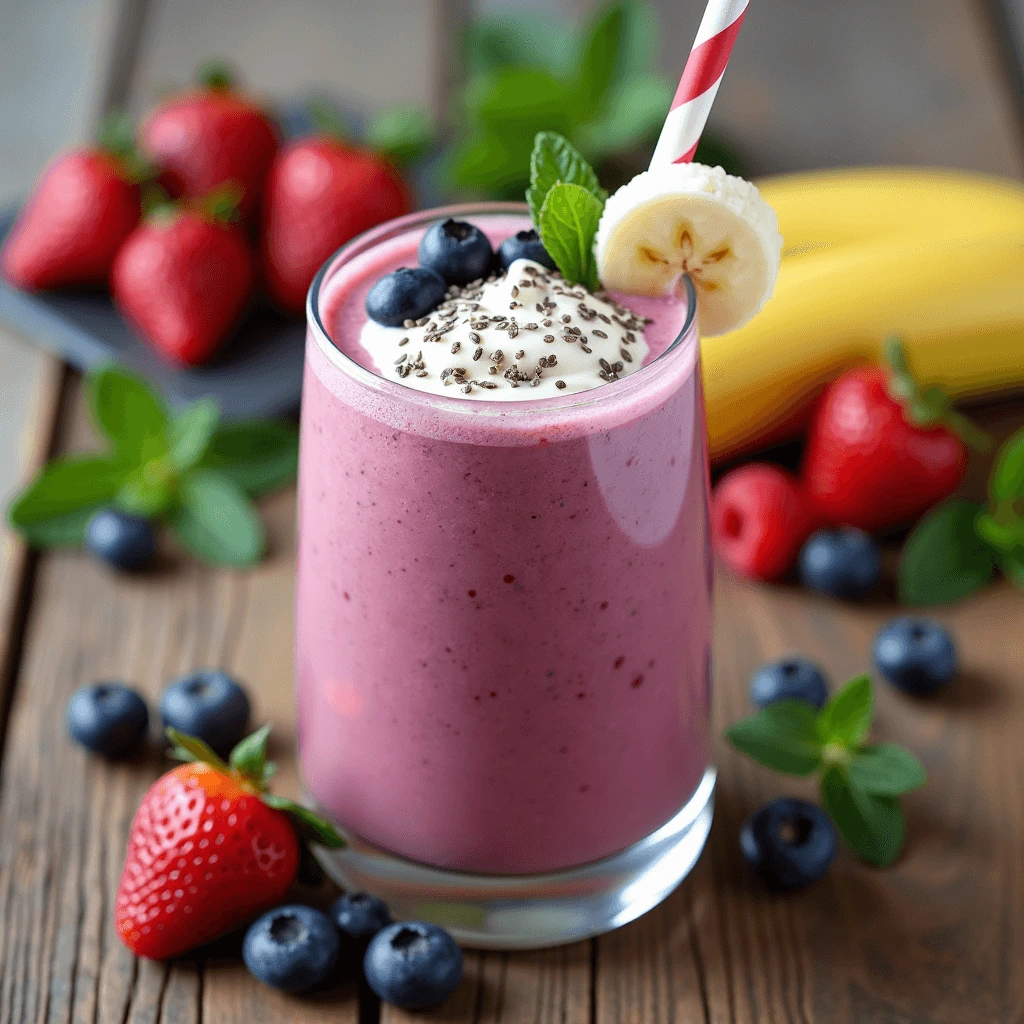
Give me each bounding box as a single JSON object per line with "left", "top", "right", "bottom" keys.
{"left": 85, "top": 508, "right": 156, "bottom": 572}
{"left": 496, "top": 229, "right": 556, "bottom": 271}
{"left": 330, "top": 892, "right": 392, "bottom": 948}
{"left": 750, "top": 658, "right": 828, "bottom": 709}
{"left": 873, "top": 617, "right": 957, "bottom": 695}
{"left": 242, "top": 905, "right": 340, "bottom": 992}
{"left": 366, "top": 266, "right": 446, "bottom": 327}
{"left": 418, "top": 218, "right": 493, "bottom": 286}
{"left": 739, "top": 798, "right": 836, "bottom": 890}
{"left": 364, "top": 922, "right": 463, "bottom": 1010}
{"left": 160, "top": 670, "right": 250, "bottom": 755}
{"left": 798, "top": 527, "right": 881, "bottom": 599}
{"left": 67, "top": 682, "right": 149, "bottom": 758}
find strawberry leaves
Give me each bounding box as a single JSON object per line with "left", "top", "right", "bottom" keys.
{"left": 727, "top": 675, "right": 925, "bottom": 866}
{"left": 7, "top": 364, "right": 297, "bottom": 567}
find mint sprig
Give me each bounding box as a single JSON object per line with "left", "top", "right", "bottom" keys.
{"left": 726, "top": 675, "right": 926, "bottom": 867}
{"left": 7, "top": 364, "right": 298, "bottom": 568}
{"left": 899, "top": 425, "right": 1024, "bottom": 605}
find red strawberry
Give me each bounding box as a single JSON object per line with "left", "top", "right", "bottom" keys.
{"left": 112, "top": 189, "right": 254, "bottom": 366}
{"left": 711, "top": 463, "right": 815, "bottom": 581}
{"left": 116, "top": 726, "right": 342, "bottom": 960}
{"left": 802, "top": 340, "right": 987, "bottom": 533}
{"left": 140, "top": 66, "right": 278, "bottom": 218}
{"left": 261, "top": 137, "right": 410, "bottom": 315}
{"left": 2, "top": 148, "right": 141, "bottom": 290}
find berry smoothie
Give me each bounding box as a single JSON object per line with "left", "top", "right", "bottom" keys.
{"left": 296, "top": 206, "right": 712, "bottom": 875}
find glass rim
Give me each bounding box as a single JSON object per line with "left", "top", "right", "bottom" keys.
{"left": 306, "top": 201, "right": 699, "bottom": 419}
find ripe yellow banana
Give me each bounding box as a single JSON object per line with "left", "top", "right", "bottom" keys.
{"left": 701, "top": 229, "right": 1024, "bottom": 461}
{"left": 757, "top": 167, "right": 1024, "bottom": 256}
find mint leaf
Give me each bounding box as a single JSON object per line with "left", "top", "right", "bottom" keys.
{"left": 87, "top": 365, "right": 168, "bottom": 465}
{"left": 821, "top": 766, "right": 905, "bottom": 866}
{"left": 171, "top": 470, "right": 265, "bottom": 567}
{"left": 467, "top": 68, "right": 574, "bottom": 134}
{"left": 999, "top": 548, "right": 1024, "bottom": 587}
{"left": 990, "top": 427, "right": 1024, "bottom": 502}
{"left": 975, "top": 511, "right": 1024, "bottom": 553}
{"left": 169, "top": 399, "right": 220, "bottom": 471}
{"left": 539, "top": 182, "right": 603, "bottom": 291}
{"left": 816, "top": 674, "right": 872, "bottom": 748}
{"left": 574, "top": 74, "right": 673, "bottom": 158}
{"left": 725, "top": 700, "right": 823, "bottom": 776}
{"left": 229, "top": 723, "right": 272, "bottom": 784}
{"left": 261, "top": 795, "right": 346, "bottom": 849}
{"left": 13, "top": 508, "right": 96, "bottom": 548}
{"left": 464, "top": 14, "right": 575, "bottom": 77}
{"left": 527, "top": 132, "right": 606, "bottom": 226}
{"left": 573, "top": 2, "right": 626, "bottom": 122}
{"left": 197, "top": 420, "right": 298, "bottom": 498}
{"left": 9, "top": 456, "right": 126, "bottom": 530}
{"left": 848, "top": 743, "right": 927, "bottom": 796}
{"left": 115, "top": 461, "right": 177, "bottom": 519}
{"left": 899, "top": 499, "right": 996, "bottom": 605}
{"left": 365, "top": 106, "right": 434, "bottom": 167}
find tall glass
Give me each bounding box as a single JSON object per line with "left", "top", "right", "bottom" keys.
{"left": 296, "top": 204, "right": 714, "bottom": 949}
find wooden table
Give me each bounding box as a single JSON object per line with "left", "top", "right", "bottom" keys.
{"left": 2, "top": 3, "right": 1024, "bottom": 1022}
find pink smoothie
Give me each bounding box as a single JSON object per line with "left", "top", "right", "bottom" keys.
{"left": 296, "top": 208, "right": 713, "bottom": 875}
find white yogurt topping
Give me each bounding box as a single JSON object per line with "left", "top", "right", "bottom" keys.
{"left": 359, "top": 259, "right": 651, "bottom": 400}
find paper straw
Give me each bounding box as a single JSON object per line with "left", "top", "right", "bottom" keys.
{"left": 650, "top": 0, "right": 749, "bottom": 168}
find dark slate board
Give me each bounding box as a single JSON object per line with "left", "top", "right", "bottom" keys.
{"left": 0, "top": 208, "right": 305, "bottom": 421}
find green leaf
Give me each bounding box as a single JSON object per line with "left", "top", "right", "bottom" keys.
{"left": 991, "top": 427, "right": 1024, "bottom": 502}
{"left": 87, "top": 365, "right": 169, "bottom": 465}
{"left": 574, "top": 74, "right": 673, "bottom": 158}
{"left": 169, "top": 399, "right": 220, "bottom": 471}
{"left": 13, "top": 508, "right": 96, "bottom": 549}
{"left": 365, "top": 106, "right": 434, "bottom": 167}
{"left": 539, "top": 182, "right": 604, "bottom": 291}
{"left": 463, "top": 14, "right": 575, "bottom": 77}
{"left": 229, "top": 724, "right": 272, "bottom": 785}
{"left": 165, "top": 727, "right": 230, "bottom": 773}
{"left": 171, "top": 470, "right": 265, "bottom": 568}
{"left": 816, "top": 674, "right": 873, "bottom": 749}
{"left": 115, "top": 460, "right": 177, "bottom": 519}
{"left": 446, "top": 129, "right": 534, "bottom": 197}
{"left": 899, "top": 499, "right": 997, "bottom": 606}
{"left": 466, "top": 68, "right": 574, "bottom": 134}
{"left": 821, "top": 766, "right": 905, "bottom": 866}
{"left": 8, "top": 456, "right": 127, "bottom": 527}
{"left": 527, "top": 131, "right": 606, "bottom": 226}
{"left": 725, "top": 699, "right": 824, "bottom": 776}
{"left": 848, "top": 743, "right": 927, "bottom": 796}
{"left": 261, "top": 794, "right": 346, "bottom": 849}
{"left": 999, "top": 548, "right": 1024, "bottom": 587}
{"left": 975, "top": 511, "right": 1024, "bottom": 553}
{"left": 196, "top": 420, "right": 299, "bottom": 498}
{"left": 573, "top": 2, "right": 626, "bottom": 122}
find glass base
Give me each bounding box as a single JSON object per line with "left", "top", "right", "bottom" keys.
{"left": 311, "top": 767, "right": 715, "bottom": 950}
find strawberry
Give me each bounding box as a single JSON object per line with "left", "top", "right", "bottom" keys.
{"left": 116, "top": 726, "right": 343, "bottom": 960}
{"left": 711, "top": 463, "right": 815, "bottom": 581}
{"left": 2, "top": 121, "right": 144, "bottom": 290}
{"left": 112, "top": 187, "right": 254, "bottom": 366}
{"left": 140, "top": 65, "right": 278, "bottom": 219}
{"left": 261, "top": 135, "right": 410, "bottom": 315}
{"left": 802, "top": 339, "right": 988, "bottom": 533}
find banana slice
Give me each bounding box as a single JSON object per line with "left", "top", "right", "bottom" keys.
{"left": 594, "top": 163, "right": 783, "bottom": 336}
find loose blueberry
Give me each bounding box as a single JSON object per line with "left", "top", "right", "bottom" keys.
{"left": 798, "top": 527, "right": 881, "bottom": 599}
{"left": 750, "top": 658, "right": 829, "bottom": 710}
{"left": 242, "top": 905, "right": 340, "bottom": 993}
{"left": 85, "top": 509, "right": 156, "bottom": 572}
{"left": 739, "top": 798, "right": 836, "bottom": 890}
{"left": 160, "top": 670, "right": 250, "bottom": 755}
{"left": 365, "top": 267, "right": 446, "bottom": 327}
{"left": 364, "top": 922, "right": 463, "bottom": 1010}
{"left": 67, "top": 682, "right": 149, "bottom": 758}
{"left": 874, "top": 617, "right": 957, "bottom": 695}
{"left": 496, "top": 229, "right": 556, "bottom": 271}
{"left": 330, "top": 892, "right": 392, "bottom": 947}
{"left": 418, "top": 218, "right": 493, "bottom": 286}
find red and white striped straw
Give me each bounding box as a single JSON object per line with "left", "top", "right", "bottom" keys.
{"left": 650, "top": 0, "right": 749, "bottom": 168}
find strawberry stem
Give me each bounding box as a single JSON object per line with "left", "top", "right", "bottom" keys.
{"left": 201, "top": 181, "right": 244, "bottom": 224}
{"left": 96, "top": 110, "right": 157, "bottom": 185}
{"left": 198, "top": 60, "right": 234, "bottom": 90}
{"left": 306, "top": 99, "right": 348, "bottom": 142}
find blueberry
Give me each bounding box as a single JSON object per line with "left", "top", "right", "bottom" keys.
{"left": 364, "top": 922, "right": 463, "bottom": 1010}
{"left": 750, "top": 658, "right": 828, "bottom": 710}
{"left": 365, "top": 267, "right": 446, "bottom": 327}
{"left": 160, "top": 670, "right": 250, "bottom": 755}
{"left": 330, "top": 892, "right": 392, "bottom": 948}
{"left": 739, "top": 798, "right": 836, "bottom": 890}
{"left": 418, "top": 218, "right": 493, "bottom": 286}
{"left": 798, "top": 527, "right": 881, "bottom": 599}
{"left": 85, "top": 509, "right": 156, "bottom": 572}
{"left": 67, "top": 682, "right": 149, "bottom": 758}
{"left": 874, "top": 617, "right": 957, "bottom": 695}
{"left": 496, "top": 229, "right": 556, "bottom": 272}
{"left": 242, "top": 905, "right": 340, "bottom": 992}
